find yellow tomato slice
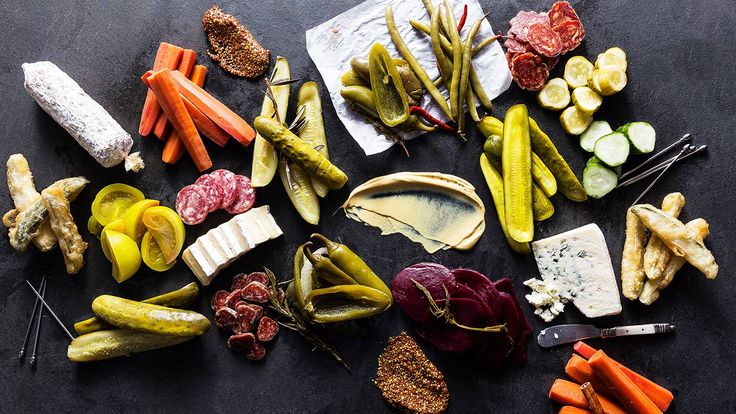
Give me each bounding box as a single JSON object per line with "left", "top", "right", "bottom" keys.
{"left": 100, "top": 219, "right": 125, "bottom": 261}
{"left": 101, "top": 230, "right": 141, "bottom": 283}
{"left": 141, "top": 231, "right": 175, "bottom": 272}
{"left": 122, "top": 199, "right": 160, "bottom": 244}
{"left": 141, "top": 206, "right": 185, "bottom": 264}
{"left": 87, "top": 215, "right": 103, "bottom": 238}
{"left": 91, "top": 183, "right": 145, "bottom": 226}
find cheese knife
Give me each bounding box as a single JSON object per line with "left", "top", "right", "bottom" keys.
{"left": 537, "top": 323, "right": 675, "bottom": 348}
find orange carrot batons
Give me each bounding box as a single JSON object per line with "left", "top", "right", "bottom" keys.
{"left": 153, "top": 49, "right": 198, "bottom": 140}
{"left": 559, "top": 406, "right": 592, "bottom": 414}
{"left": 168, "top": 70, "right": 255, "bottom": 146}
{"left": 139, "top": 42, "right": 183, "bottom": 136}
{"left": 162, "top": 65, "right": 211, "bottom": 165}
{"left": 144, "top": 69, "right": 211, "bottom": 171}
{"left": 548, "top": 379, "right": 627, "bottom": 414}
{"left": 565, "top": 355, "right": 612, "bottom": 397}
{"left": 588, "top": 351, "right": 662, "bottom": 414}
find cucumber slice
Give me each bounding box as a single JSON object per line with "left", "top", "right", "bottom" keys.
{"left": 580, "top": 120, "right": 613, "bottom": 152}
{"left": 571, "top": 86, "right": 602, "bottom": 115}
{"left": 593, "top": 67, "right": 627, "bottom": 96}
{"left": 560, "top": 106, "right": 593, "bottom": 135}
{"left": 594, "top": 132, "right": 630, "bottom": 167}
{"left": 564, "top": 56, "right": 594, "bottom": 88}
{"left": 537, "top": 78, "right": 570, "bottom": 110}
{"left": 618, "top": 122, "right": 656, "bottom": 154}
{"left": 583, "top": 161, "right": 619, "bottom": 199}
{"left": 596, "top": 47, "right": 627, "bottom": 71}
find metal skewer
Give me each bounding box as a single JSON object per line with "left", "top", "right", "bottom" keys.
{"left": 620, "top": 133, "right": 692, "bottom": 180}
{"left": 30, "top": 281, "right": 47, "bottom": 366}
{"left": 25, "top": 280, "right": 74, "bottom": 341}
{"left": 19, "top": 277, "right": 46, "bottom": 361}
{"left": 617, "top": 144, "right": 707, "bottom": 188}
{"left": 631, "top": 144, "right": 692, "bottom": 206}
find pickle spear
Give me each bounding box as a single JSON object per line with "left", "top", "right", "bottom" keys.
{"left": 278, "top": 160, "right": 320, "bottom": 225}
{"left": 91, "top": 295, "right": 210, "bottom": 336}
{"left": 68, "top": 329, "right": 194, "bottom": 362}
{"left": 528, "top": 118, "right": 587, "bottom": 202}
{"left": 297, "top": 82, "right": 329, "bottom": 197}
{"left": 74, "top": 282, "right": 199, "bottom": 335}
{"left": 484, "top": 134, "right": 557, "bottom": 197}
{"left": 502, "top": 104, "right": 534, "bottom": 243}
{"left": 252, "top": 56, "right": 290, "bottom": 188}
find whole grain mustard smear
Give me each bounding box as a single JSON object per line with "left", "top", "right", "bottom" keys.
{"left": 202, "top": 6, "right": 270, "bottom": 78}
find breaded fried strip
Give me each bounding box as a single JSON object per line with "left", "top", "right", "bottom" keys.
{"left": 621, "top": 208, "right": 648, "bottom": 300}
{"left": 41, "top": 186, "right": 86, "bottom": 274}
{"left": 643, "top": 192, "right": 685, "bottom": 280}
{"left": 6, "top": 154, "right": 57, "bottom": 251}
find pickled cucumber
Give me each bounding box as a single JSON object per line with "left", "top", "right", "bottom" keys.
{"left": 502, "top": 104, "right": 534, "bottom": 243}
{"left": 297, "top": 81, "right": 330, "bottom": 197}
{"left": 68, "top": 329, "right": 194, "bottom": 362}
{"left": 537, "top": 78, "right": 570, "bottom": 110}
{"left": 91, "top": 295, "right": 210, "bottom": 337}
{"left": 279, "top": 160, "right": 320, "bottom": 225}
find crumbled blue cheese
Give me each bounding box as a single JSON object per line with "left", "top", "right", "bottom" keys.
{"left": 523, "top": 278, "right": 566, "bottom": 322}
{"left": 531, "top": 223, "right": 622, "bottom": 319}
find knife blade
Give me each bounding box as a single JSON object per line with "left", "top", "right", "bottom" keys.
{"left": 537, "top": 323, "right": 675, "bottom": 348}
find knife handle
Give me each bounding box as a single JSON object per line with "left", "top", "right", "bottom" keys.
{"left": 600, "top": 323, "right": 675, "bottom": 338}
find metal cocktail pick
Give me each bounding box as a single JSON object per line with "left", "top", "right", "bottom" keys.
{"left": 25, "top": 280, "right": 75, "bottom": 341}
{"left": 630, "top": 144, "right": 693, "bottom": 206}
{"left": 30, "top": 281, "right": 47, "bottom": 366}
{"left": 19, "top": 277, "right": 46, "bottom": 361}
{"left": 619, "top": 133, "right": 692, "bottom": 181}
{"left": 617, "top": 144, "right": 707, "bottom": 189}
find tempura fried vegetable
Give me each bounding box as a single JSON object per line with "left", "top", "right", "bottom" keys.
{"left": 639, "top": 218, "right": 709, "bottom": 305}
{"left": 6, "top": 154, "right": 57, "bottom": 251}
{"left": 621, "top": 208, "right": 648, "bottom": 300}
{"left": 643, "top": 192, "right": 685, "bottom": 280}
{"left": 41, "top": 186, "right": 87, "bottom": 274}
{"left": 631, "top": 204, "right": 718, "bottom": 279}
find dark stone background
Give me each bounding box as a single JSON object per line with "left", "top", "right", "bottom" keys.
{"left": 1, "top": 0, "right": 734, "bottom": 412}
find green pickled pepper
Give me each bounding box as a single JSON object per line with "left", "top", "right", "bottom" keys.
{"left": 367, "top": 43, "right": 410, "bottom": 127}
{"left": 305, "top": 285, "right": 391, "bottom": 323}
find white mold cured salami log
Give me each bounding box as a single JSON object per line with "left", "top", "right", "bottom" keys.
{"left": 22, "top": 61, "right": 133, "bottom": 168}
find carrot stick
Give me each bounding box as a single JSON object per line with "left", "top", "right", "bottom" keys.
{"left": 559, "top": 407, "right": 591, "bottom": 414}
{"left": 565, "top": 355, "right": 612, "bottom": 397}
{"left": 588, "top": 351, "right": 662, "bottom": 414}
{"left": 574, "top": 342, "right": 674, "bottom": 411}
{"left": 168, "top": 70, "right": 255, "bottom": 146}
{"left": 183, "top": 98, "right": 230, "bottom": 146}
{"left": 139, "top": 42, "right": 183, "bottom": 136}
{"left": 153, "top": 49, "right": 197, "bottom": 140}
{"left": 549, "top": 379, "right": 627, "bottom": 414}
{"left": 143, "top": 69, "right": 211, "bottom": 171}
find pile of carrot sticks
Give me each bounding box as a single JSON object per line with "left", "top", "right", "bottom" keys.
{"left": 549, "top": 342, "right": 674, "bottom": 414}
{"left": 138, "top": 42, "right": 255, "bottom": 171}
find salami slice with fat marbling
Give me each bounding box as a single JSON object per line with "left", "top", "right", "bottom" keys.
{"left": 175, "top": 184, "right": 209, "bottom": 225}
{"left": 256, "top": 316, "right": 279, "bottom": 342}
{"left": 245, "top": 341, "right": 267, "bottom": 360}
{"left": 508, "top": 11, "right": 550, "bottom": 42}
{"left": 527, "top": 23, "right": 563, "bottom": 57}
{"left": 209, "top": 169, "right": 238, "bottom": 207}
{"left": 195, "top": 174, "right": 224, "bottom": 212}
{"left": 553, "top": 19, "right": 586, "bottom": 54}
{"left": 225, "top": 175, "right": 256, "bottom": 214}
{"left": 548, "top": 1, "right": 580, "bottom": 26}
{"left": 511, "top": 52, "right": 550, "bottom": 91}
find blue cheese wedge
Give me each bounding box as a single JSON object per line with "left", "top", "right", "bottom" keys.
{"left": 531, "top": 223, "right": 622, "bottom": 318}
{"left": 182, "top": 206, "right": 282, "bottom": 285}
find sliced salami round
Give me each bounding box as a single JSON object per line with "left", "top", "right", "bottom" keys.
{"left": 508, "top": 11, "right": 550, "bottom": 42}
{"left": 256, "top": 316, "right": 279, "bottom": 342}
{"left": 227, "top": 332, "right": 256, "bottom": 351}
{"left": 552, "top": 19, "right": 585, "bottom": 54}
{"left": 215, "top": 307, "right": 239, "bottom": 330}
{"left": 245, "top": 341, "right": 267, "bottom": 361}
{"left": 241, "top": 281, "right": 270, "bottom": 303}
{"left": 526, "top": 23, "right": 563, "bottom": 57}
{"left": 246, "top": 271, "right": 270, "bottom": 286}
{"left": 175, "top": 184, "right": 209, "bottom": 225}
{"left": 511, "top": 52, "right": 550, "bottom": 91}
{"left": 225, "top": 175, "right": 256, "bottom": 214}
{"left": 230, "top": 273, "right": 250, "bottom": 291}
{"left": 548, "top": 1, "right": 580, "bottom": 26}
{"left": 504, "top": 37, "right": 530, "bottom": 54}
{"left": 224, "top": 289, "right": 243, "bottom": 309}
{"left": 236, "top": 303, "right": 262, "bottom": 327}
{"left": 194, "top": 174, "right": 224, "bottom": 212}
{"left": 211, "top": 290, "right": 230, "bottom": 311}
{"left": 209, "top": 169, "right": 238, "bottom": 208}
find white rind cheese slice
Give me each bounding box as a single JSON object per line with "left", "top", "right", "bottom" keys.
{"left": 531, "top": 223, "right": 622, "bottom": 319}
{"left": 182, "top": 206, "right": 282, "bottom": 285}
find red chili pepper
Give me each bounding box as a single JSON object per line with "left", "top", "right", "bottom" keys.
{"left": 409, "top": 106, "right": 455, "bottom": 133}
{"left": 457, "top": 4, "right": 468, "bottom": 32}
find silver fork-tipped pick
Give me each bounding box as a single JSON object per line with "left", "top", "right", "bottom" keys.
{"left": 19, "top": 277, "right": 46, "bottom": 361}
{"left": 620, "top": 133, "right": 692, "bottom": 181}
{"left": 631, "top": 144, "right": 692, "bottom": 206}
{"left": 30, "top": 281, "right": 47, "bottom": 366}
{"left": 25, "top": 280, "right": 74, "bottom": 341}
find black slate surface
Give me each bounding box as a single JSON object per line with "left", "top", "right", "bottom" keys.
{"left": 1, "top": 0, "right": 734, "bottom": 412}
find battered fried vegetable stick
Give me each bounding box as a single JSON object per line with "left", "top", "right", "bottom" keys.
{"left": 41, "top": 186, "right": 87, "bottom": 274}
{"left": 6, "top": 154, "right": 57, "bottom": 251}
{"left": 639, "top": 218, "right": 710, "bottom": 304}
{"left": 631, "top": 204, "right": 718, "bottom": 279}
{"left": 643, "top": 193, "right": 685, "bottom": 280}
{"left": 621, "top": 208, "right": 648, "bottom": 300}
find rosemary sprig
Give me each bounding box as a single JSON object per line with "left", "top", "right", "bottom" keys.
{"left": 411, "top": 279, "right": 515, "bottom": 356}
{"left": 264, "top": 268, "right": 351, "bottom": 371}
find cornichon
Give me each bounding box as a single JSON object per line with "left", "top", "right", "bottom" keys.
{"left": 478, "top": 154, "right": 531, "bottom": 254}
{"left": 340, "top": 69, "right": 368, "bottom": 87}
{"left": 254, "top": 116, "right": 348, "bottom": 190}
{"left": 91, "top": 295, "right": 211, "bottom": 336}
{"left": 305, "top": 285, "right": 391, "bottom": 323}
{"left": 251, "top": 56, "right": 290, "bottom": 188}
{"left": 74, "top": 282, "right": 200, "bottom": 335}
{"left": 502, "top": 104, "right": 534, "bottom": 243}
{"left": 528, "top": 118, "right": 588, "bottom": 201}
{"left": 278, "top": 160, "right": 320, "bottom": 225}
{"left": 310, "top": 233, "right": 392, "bottom": 301}
{"left": 368, "top": 43, "right": 410, "bottom": 127}
{"left": 9, "top": 176, "right": 88, "bottom": 251}
{"left": 67, "top": 329, "right": 194, "bottom": 362}
{"left": 484, "top": 134, "right": 557, "bottom": 197}
{"left": 297, "top": 81, "right": 330, "bottom": 197}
